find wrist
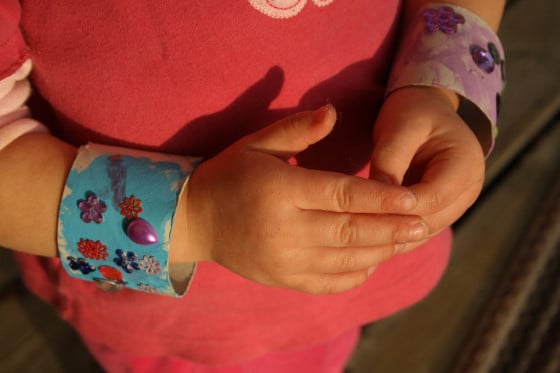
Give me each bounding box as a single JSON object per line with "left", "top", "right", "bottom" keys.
{"left": 427, "top": 86, "right": 460, "bottom": 111}
{"left": 169, "top": 185, "right": 206, "bottom": 263}
{"left": 389, "top": 85, "right": 460, "bottom": 112}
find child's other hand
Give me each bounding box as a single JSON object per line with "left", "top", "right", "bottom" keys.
{"left": 370, "top": 87, "right": 486, "bottom": 252}
{"left": 185, "top": 105, "right": 429, "bottom": 294}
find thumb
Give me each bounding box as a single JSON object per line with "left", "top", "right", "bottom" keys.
{"left": 244, "top": 104, "right": 336, "bottom": 159}
{"left": 370, "top": 108, "right": 428, "bottom": 186}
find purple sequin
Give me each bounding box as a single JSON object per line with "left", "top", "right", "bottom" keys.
{"left": 423, "top": 6, "right": 465, "bottom": 34}
{"left": 78, "top": 193, "right": 107, "bottom": 224}
{"left": 471, "top": 45, "right": 496, "bottom": 73}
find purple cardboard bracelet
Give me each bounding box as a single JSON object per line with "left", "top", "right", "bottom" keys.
{"left": 387, "top": 3, "right": 505, "bottom": 154}
{"left": 58, "top": 143, "right": 200, "bottom": 296}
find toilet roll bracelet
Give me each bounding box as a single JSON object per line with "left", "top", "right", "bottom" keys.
{"left": 57, "top": 143, "right": 200, "bottom": 296}
{"left": 387, "top": 3, "right": 505, "bottom": 154}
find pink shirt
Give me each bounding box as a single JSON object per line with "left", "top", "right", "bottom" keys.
{"left": 3, "top": 1, "right": 451, "bottom": 365}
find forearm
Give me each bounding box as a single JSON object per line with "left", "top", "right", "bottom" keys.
{"left": 402, "top": 0, "right": 506, "bottom": 31}
{"left": 0, "top": 133, "right": 74, "bottom": 256}
{"left": 0, "top": 133, "right": 193, "bottom": 265}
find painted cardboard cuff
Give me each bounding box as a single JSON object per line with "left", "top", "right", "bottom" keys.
{"left": 387, "top": 3, "right": 505, "bottom": 155}
{"left": 58, "top": 143, "right": 200, "bottom": 297}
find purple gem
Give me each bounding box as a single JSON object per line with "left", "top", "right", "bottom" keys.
{"left": 471, "top": 45, "right": 495, "bottom": 73}
{"left": 126, "top": 218, "right": 159, "bottom": 245}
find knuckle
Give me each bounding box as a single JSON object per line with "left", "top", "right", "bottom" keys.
{"left": 331, "top": 179, "right": 353, "bottom": 211}
{"left": 390, "top": 222, "right": 404, "bottom": 244}
{"left": 335, "top": 218, "right": 359, "bottom": 246}
{"left": 323, "top": 282, "right": 339, "bottom": 295}
{"left": 319, "top": 280, "right": 340, "bottom": 295}
{"left": 280, "top": 115, "right": 302, "bottom": 135}
{"left": 431, "top": 190, "right": 446, "bottom": 210}
{"left": 336, "top": 251, "right": 357, "bottom": 272}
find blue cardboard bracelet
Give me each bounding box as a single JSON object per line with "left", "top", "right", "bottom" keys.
{"left": 57, "top": 143, "right": 200, "bottom": 296}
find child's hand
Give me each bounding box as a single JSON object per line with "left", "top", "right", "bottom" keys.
{"left": 185, "top": 105, "right": 429, "bottom": 294}
{"left": 370, "top": 87, "right": 486, "bottom": 251}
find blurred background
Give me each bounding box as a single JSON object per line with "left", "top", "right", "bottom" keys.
{"left": 1, "top": 0, "right": 559, "bottom": 371}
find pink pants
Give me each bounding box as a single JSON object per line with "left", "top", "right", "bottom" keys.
{"left": 84, "top": 327, "right": 360, "bottom": 373}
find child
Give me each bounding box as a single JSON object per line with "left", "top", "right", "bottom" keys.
{"left": 0, "top": 1, "right": 505, "bottom": 371}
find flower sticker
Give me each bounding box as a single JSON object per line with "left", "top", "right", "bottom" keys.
{"left": 137, "top": 283, "right": 159, "bottom": 293}
{"left": 423, "top": 6, "right": 465, "bottom": 34}
{"left": 67, "top": 256, "right": 96, "bottom": 274}
{"left": 114, "top": 249, "right": 140, "bottom": 273}
{"left": 138, "top": 255, "right": 162, "bottom": 275}
{"left": 119, "top": 195, "right": 143, "bottom": 219}
{"left": 77, "top": 239, "right": 109, "bottom": 260}
{"left": 78, "top": 192, "right": 107, "bottom": 224}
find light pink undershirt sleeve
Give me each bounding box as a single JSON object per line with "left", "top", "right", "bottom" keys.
{"left": 0, "top": 59, "right": 49, "bottom": 150}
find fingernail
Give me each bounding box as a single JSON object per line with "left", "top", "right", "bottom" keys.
{"left": 367, "top": 266, "right": 377, "bottom": 277}
{"left": 401, "top": 191, "right": 418, "bottom": 211}
{"left": 409, "top": 221, "right": 429, "bottom": 241}
{"left": 313, "top": 104, "right": 330, "bottom": 123}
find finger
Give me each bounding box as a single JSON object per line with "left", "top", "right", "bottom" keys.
{"left": 298, "top": 210, "right": 429, "bottom": 248}
{"left": 291, "top": 168, "right": 419, "bottom": 214}
{"left": 417, "top": 179, "right": 483, "bottom": 234}
{"left": 409, "top": 147, "right": 484, "bottom": 216}
{"left": 302, "top": 245, "right": 395, "bottom": 274}
{"left": 287, "top": 270, "right": 373, "bottom": 295}
{"left": 393, "top": 238, "right": 430, "bottom": 254}
{"left": 243, "top": 104, "right": 337, "bottom": 160}
{"left": 370, "top": 107, "right": 431, "bottom": 185}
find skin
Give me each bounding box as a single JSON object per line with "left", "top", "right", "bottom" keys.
{"left": 0, "top": 0, "right": 505, "bottom": 294}
{"left": 184, "top": 105, "right": 428, "bottom": 294}
{"left": 369, "top": 0, "right": 506, "bottom": 253}
{"left": 370, "top": 87, "right": 485, "bottom": 254}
